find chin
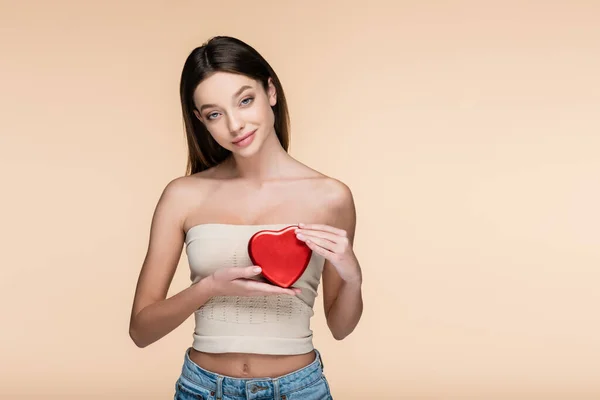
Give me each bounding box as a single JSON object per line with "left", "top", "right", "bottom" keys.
{"left": 233, "top": 145, "right": 260, "bottom": 158}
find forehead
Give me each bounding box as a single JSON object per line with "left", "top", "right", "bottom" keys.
{"left": 193, "top": 72, "right": 258, "bottom": 105}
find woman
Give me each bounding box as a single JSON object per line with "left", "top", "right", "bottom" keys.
{"left": 128, "top": 36, "right": 363, "bottom": 400}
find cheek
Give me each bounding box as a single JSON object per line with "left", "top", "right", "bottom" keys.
{"left": 249, "top": 103, "right": 270, "bottom": 121}
{"left": 260, "top": 103, "right": 275, "bottom": 125}
{"left": 239, "top": 103, "right": 273, "bottom": 128}
{"left": 205, "top": 125, "right": 231, "bottom": 147}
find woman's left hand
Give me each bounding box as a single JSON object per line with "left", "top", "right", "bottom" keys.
{"left": 295, "top": 223, "right": 361, "bottom": 283}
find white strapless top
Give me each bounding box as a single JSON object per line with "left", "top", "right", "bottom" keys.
{"left": 185, "top": 223, "right": 326, "bottom": 355}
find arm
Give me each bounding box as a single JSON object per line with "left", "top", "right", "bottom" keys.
{"left": 322, "top": 260, "right": 363, "bottom": 340}
{"left": 295, "top": 181, "right": 363, "bottom": 340}
{"left": 322, "top": 182, "right": 363, "bottom": 340}
{"left": 128, "top": 178, "right": 209, "bottom": 348}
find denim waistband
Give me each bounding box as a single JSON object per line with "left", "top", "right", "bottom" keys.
{"left": 179, "top": 347, "right": 324, "bottom": 399}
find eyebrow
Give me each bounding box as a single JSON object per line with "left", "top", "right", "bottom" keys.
{"left": 198, "top": 85, "right": 254, "bottom": 113}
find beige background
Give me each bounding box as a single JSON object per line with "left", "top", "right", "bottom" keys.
{"left": 1, "top": 1, "right": 599, "bottom": 399}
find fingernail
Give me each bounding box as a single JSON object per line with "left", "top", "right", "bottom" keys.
{"left": 253, "top": 267, "right": 262, "bottom": 273}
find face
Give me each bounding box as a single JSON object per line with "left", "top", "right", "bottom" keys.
{"left": 192, "top": 71, "right": 277, "bottom": 156}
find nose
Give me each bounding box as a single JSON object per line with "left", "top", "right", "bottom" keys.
{"left": 226, "top": 110, "right": 245, "bottom": 133}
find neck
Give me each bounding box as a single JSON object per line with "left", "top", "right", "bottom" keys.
{"left": 227, "top": 130, "right": 290, "bottom": 184}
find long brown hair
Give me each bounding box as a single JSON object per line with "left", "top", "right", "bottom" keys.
{"left": 179, "top": 36, "right": 291, "bottom": 175}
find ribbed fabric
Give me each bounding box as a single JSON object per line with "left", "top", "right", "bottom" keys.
{"left": 185, "top": 223, "right": 325, "bottom": 355}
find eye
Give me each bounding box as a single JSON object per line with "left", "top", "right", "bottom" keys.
{"left": 206, "top": 112, "right": 220, "bottom": 120}
{"left": 241, "top": 97, "right": 254, "bottom": 105}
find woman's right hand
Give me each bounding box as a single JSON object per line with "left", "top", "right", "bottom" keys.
{"left": 205, "top": 266, "right": 301, "bottom": 297}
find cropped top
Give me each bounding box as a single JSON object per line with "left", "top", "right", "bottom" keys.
{"left": 185, "top": 223, "right": 326, "bottom": 355}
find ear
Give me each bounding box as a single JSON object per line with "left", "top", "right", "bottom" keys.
{"left": 267, "top": 77, "right": 277, "bottom": 107}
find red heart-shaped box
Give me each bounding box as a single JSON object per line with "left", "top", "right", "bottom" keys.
{"left": 247, "top": 225, "right": 312, "bottom": 288}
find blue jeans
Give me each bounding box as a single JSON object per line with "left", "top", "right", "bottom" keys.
{"left": 174, "top": 347, "right": 333, "bottom": 400}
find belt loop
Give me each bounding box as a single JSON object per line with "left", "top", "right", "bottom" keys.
{"left": 216, "top": 375, "right": 224, "bottom": 400}
{"left": 317, "top": 349, "right": 324, "bottom": 371}
{"left": 273, "top": 378, "right": 280, "bottom": 399}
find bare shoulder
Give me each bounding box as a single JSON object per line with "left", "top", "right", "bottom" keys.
{"left": 155, "top": 175, "right": 195, "bottom": 225}
{"left": 293, "top": 162, "right": 353, "bottom": 204}
{"left": 319, "top": 176, "right": 354, "bottom": 207}
{"left": 163, "top": 166, "right": 218, "bottom": 196}
{"left": 299, "top": 166, "right": 353, "bottom": 209}
{"left": 160, "top": 174, "right": 194, "bottom": 202}
{"left": 158, "top": 168, "right": 221, "bottom": 219}
{"left": 310, "top": 174, "right": 356, "bottom": 237}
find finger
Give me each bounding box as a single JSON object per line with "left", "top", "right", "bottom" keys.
{"left": 224, "top": 265, "right": 262, "bottom": 280}
{"left": 239, "top": 279, "right": 300, "bottom": 295}
{"left": 295, "top": 229, "right": 339, "bottom": 245}
{"left": 298, "top": 223, "right": 346, "bottom": 237}
{"left": 303, "top": 238, "right": 337, "bottom": 259}
{"left": 297, "top": 234, "right": 338, "bottom": 252}
{"left": 249, "top": 283, "right": 299, "bottom": 296}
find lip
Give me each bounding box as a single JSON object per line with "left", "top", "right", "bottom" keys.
{"left": 232, "top": 129, "right": 257, "bottom": 145}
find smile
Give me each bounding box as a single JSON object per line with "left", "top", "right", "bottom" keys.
{"left": 232, "top": 129, "right": 257, "bottom": 147}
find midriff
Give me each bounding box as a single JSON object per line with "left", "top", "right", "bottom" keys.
{"left": 188, "top": 348, "right": 316, "bottom": 378}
